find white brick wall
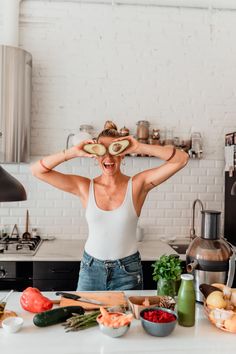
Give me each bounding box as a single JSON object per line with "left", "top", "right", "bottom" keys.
{"left": 1, "top": 1, "right": 235, "bottom": 241}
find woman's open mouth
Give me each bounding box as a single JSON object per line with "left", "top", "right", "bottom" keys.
{"left": 103, "top": 162, "right": 115, "bottom": 170}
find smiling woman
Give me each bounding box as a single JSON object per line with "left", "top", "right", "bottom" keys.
{"left": 30, "top": 120, "right": 189, "bottom": 291}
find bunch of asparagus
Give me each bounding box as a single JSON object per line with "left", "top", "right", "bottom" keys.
{"left": 63, "top": 310, "right": 100, "bottom": 332}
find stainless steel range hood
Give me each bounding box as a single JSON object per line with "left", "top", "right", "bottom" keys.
{"left": 0, "top": 45, "right": 32, "bottom": 163}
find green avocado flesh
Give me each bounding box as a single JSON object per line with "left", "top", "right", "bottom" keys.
{"left": 83, "top": 143, "right": 106, "bottom": 156}
{"left": 108, "top": 140, "right": 130, "bottom": 155}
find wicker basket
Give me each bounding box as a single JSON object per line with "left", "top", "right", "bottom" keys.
{"left": 203, "top": 301, "right": 236, "bottom": 333}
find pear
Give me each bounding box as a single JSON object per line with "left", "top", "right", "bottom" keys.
{"left": 83, "top": 143, "right": 106, "bottom": 156}
{"left": 108, "top": 140, "right": 130, "bottom": 155}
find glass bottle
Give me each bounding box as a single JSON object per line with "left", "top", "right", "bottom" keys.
{"left": 177, "top": 274, "right": 195, "bottom": 327}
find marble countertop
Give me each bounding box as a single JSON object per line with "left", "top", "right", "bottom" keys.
{"left": 0, "top": 290, "right": 235, "bottom": 354}
{"left": 0, "top": 239, "right": 186, "bottom": 262}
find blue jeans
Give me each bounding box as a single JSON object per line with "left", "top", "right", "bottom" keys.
{"left": 77, "top": 250, "right": 143, "bottom": 291}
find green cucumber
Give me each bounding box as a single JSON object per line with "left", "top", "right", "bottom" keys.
{"left": 33, "top": 306, "right": 85, "bottom": 327}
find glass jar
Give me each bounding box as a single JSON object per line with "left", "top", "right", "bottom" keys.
{"left": 191, "top": 132, "right": 203, "bottom": 158}
{"left": 79, "top": 124, "right": 93, "bottom": 135}
{"left": 70, "top": 124, "right": 94, "bottom": 146}
{"left": 136, "top": 120, "right": 150, "bottom": 140}
{"left": 165, "top": 129, "right": 173, "bottom": 145}
{"left": 157, "top": 278, "right": 176, "bottom": 298}
{"left": 173, "top": 137, "right": 180, "bottom": 147}
{"left": 177, "top": 274, "right": 195, "bottom": 327}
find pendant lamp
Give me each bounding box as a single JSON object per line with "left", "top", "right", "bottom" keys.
{"left": 0, "top": 166, "right": 27, "bottom": 202}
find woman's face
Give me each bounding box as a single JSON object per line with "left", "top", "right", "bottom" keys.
{"left": 96, "top": 136, "right": 123, "bottom": 176}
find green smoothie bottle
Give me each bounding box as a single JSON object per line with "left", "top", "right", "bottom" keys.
{"left": 177, "top": 274, "right": 195, "bottom": 327}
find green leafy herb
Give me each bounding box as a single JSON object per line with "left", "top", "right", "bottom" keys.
{"left": 152, "top": 254, "right": 182, "bottom": 281}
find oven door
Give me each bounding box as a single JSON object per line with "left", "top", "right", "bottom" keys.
{"left": 0, "top": 261, "right": 33, "bottom": 291}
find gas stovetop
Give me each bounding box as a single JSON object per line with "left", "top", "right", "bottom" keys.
{"left": 0, "top": 235, "right": 43, "bottom": 255}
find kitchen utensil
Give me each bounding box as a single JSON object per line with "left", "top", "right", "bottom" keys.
{"left": 10, "top": 224, "right": 19, "bottom": 238}
{"left": 56, "top": 291, "right": 105, "bottom": 306}
{"left": 0, "top": 289, "right": 14, "bottom": 304}
{"left": 22, "top": 210, "right": 31, "bottom": 240}
{"left": 59, "top": 291, "right": 127, "bottom": 311}
{"left": 186, "top": 208, "right": 235, "bottom": 302}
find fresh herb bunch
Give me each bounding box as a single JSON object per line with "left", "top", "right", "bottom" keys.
{"left": 152, "top": 254, "right": 182, "bottom": 281}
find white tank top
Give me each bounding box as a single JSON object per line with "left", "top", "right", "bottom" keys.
{"left": 84, "top": 178, "right": 139, "bottom": 260}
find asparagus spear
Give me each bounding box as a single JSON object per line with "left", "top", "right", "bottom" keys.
{"left": 63, "top": 310, "right": 100, "bottom": 332}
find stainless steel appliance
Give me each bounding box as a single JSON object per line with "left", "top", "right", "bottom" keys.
{"left": 186, "top": 209, "right": 235, "bottom": 302}
{"left": 0, "top": 235, "right": 43, "bottom": 256}
{"left": 0, "top": 45, "right": 32, "bottom": 163}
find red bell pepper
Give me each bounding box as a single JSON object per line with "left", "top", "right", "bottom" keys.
{"left": 20, "top": 287, "right": 53, "bottom": 313}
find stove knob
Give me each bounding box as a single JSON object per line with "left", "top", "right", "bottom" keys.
{"left": 0, "top": 269, "right": 6, "bottom": 278}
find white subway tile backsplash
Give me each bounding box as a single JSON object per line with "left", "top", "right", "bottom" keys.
{"left": 190, "top": 184, "right": 207, "bottom": 193}
{"left": 0, "top": 2, "right": 233, "bottom": 241}
{"left": 165, "top": 193, "right": 182, "bottom": 201}
{"left": 174, "top": 184, "right": 191, "bottom": 192}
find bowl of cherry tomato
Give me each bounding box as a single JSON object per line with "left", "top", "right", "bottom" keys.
{"left": 140, "top": 307, "right": 177, "bottom": 337}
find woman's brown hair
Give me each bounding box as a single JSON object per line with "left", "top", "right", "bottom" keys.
{"left": 97, "top": 120, "right": 120, "bottom": 141}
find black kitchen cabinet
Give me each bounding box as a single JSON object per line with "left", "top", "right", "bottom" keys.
{"left": 0, "top": 261, "right": 33, "bottom": 291}
{"left": 0, "top": 259, "right": 189, "bottom": 291}
{"left": 33, "top": 261, "right": 80, "bottom": 291}
{"left": 142, "top": 261, "right": 156, "bottom": 290}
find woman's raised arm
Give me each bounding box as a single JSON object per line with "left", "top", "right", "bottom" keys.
{"left": 30, "top": 140, "right": 94, "bottom": 198}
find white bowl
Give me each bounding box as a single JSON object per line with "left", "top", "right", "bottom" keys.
{"left": 2, "top": 317, "right": 24, "bottom": 333}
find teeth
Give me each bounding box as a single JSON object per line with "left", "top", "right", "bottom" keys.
{"left": 104, "top": 162, "right": 115, "bottom": 168}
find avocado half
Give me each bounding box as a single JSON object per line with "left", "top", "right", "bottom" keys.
{"left": 108, "top": 140, "right": 130, "bottom": 155}
{"left": 83, "top": 143, "right": 106, "bottom": 156}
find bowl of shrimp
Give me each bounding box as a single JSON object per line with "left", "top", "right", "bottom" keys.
{"left": 96, "top": 307, "right": 133, "bottom": 338}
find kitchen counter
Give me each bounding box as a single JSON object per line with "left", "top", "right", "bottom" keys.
{"left": 0, "top": 290, "right": 235, "bottom": 354}
{"left": 0, "top": 239, "right": 185, "bottom": 261}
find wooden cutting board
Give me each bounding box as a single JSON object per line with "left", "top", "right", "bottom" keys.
{"left": 59, "top": 291, "right": 127, "bottom": 310}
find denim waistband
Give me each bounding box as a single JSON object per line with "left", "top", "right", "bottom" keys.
{"left": 82, "top": 250, "right": 141, "bottom": 267}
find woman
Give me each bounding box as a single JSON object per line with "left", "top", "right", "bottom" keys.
{"left": 31, "top": 121, "right": 189, "bottom": 291}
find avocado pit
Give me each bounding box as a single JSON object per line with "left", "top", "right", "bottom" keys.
{"left": 108, "top": 140, "right": 130, "bottom": 155}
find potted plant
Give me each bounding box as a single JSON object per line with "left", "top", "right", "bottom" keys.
{"left": 152, "top": 254, "right": 183, "bottom": 297}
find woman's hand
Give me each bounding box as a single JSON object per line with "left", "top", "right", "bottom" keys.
{"left": 73, "top": 139, "right": 97, "bottom": 158}
{"left": 112, "top": 135, "right": 140, "bottom": 156}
